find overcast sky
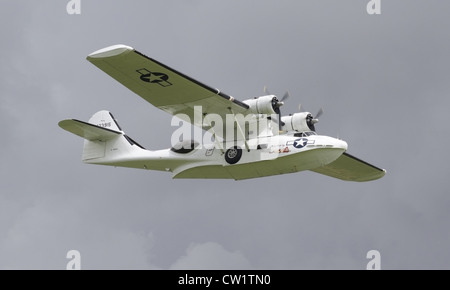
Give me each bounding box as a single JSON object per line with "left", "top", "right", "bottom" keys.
{"left": 1, "top": 0, "right": 450, "bottom": 269}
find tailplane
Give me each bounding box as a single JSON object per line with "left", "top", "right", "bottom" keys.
{"left": 58, "top": 110, "right": 146, "bottom": 163}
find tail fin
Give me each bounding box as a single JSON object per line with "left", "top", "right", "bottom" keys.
{"left": 59, "top": 110, "right": 146, "bottom": 163}
{"left": 87, "top": 110, "right": 123, "bottom": 132}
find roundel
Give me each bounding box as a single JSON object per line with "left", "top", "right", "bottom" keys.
{"left": 136, "top": 68, "right": 173, "bottom": 87}
{"left": 293, "top": 138, "right": 308, "bottom": 149}
{"left": 140, "top": 72, "right": 169, "bottom": 83}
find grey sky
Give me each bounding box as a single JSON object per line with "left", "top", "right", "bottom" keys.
{"left": 1, "top": 0, "right": 450, "bottom": 269}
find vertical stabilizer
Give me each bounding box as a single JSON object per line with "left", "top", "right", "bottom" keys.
{"left": 59, "top": 110, "right": 146, "bottom": 164}
{"left": 87, "top": 110, "right": 123, "bottom": 133}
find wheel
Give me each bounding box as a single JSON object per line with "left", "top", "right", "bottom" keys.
{"left": 225, "top": 146, "right": 242, "bottom": 164}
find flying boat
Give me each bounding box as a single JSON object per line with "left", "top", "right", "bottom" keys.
{"left": 59, "top": 45, "right": 386, "bottom": 181}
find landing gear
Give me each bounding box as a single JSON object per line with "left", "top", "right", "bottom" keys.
{"left": 225, "top": 146, "right": 242, "bottom": 164}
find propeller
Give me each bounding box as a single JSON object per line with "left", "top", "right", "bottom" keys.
{"left": 264, "top": 85, "right": 327, "bottom": 133}
{"left": 306, "top": 108, "right": 324, "bottom": 132}
{"left": 292, "top": 103, "right": 324, "bottom": 132}
{"left": 263, "top": 86, "right": 289, "bottom": 130}
{"left": 264, "top": 86, "right": 290, "bottom": 105}
{"left": 265, "top": 87, "right": 319, "bottom": 132}
{"left": 270, "top": 96, "right": 284, "bottom": 130}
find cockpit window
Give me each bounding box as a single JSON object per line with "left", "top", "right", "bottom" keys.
{"left": 293, "top": 131, "right": 317, "bottom": 137}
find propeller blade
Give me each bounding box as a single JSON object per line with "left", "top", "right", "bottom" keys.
{"left": 315, "top": 108, "right": 323, "bottom": 119}
{"left": 280, "top": 91, "right": 290, "bottom": 102}
{"left": 263, "top": 86, "right": 271, "bottom": 95}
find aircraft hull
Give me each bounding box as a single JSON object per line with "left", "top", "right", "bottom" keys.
{"left": 86, "top": 134, "right": 348, "bottom": 180}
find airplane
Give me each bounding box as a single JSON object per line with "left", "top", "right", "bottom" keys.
{"left": 58, "top": 44, "right": 386, "bottom": 181}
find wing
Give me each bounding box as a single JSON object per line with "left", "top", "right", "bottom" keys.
{"left": 86, "top": 44, "right": 250, "bottom": 139}
{"left": 310, "top": 152, "right": 386, "bottom": 182}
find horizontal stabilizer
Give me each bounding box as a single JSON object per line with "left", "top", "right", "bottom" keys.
{"left": 58, "top": 119, "right": 122, "bottom": 141}
{"left": 310, "top": 152, "right": 386, "bottom": 182}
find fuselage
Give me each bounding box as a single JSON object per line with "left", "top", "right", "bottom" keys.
{"left": 87, "top": 132, "right": 348, "bottom": 180}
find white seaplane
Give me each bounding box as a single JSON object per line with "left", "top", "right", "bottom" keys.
{"left": 59, "top": 44, "right": 386, "bottom": 181}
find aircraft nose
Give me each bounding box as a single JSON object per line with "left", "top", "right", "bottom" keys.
{"left": 335, "top": 139, "right": 348, "bottom": 151}
{"left": 327, "top": 137, "right": 347, "bottom": 151}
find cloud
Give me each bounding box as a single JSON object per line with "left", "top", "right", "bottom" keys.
{"left": 0, "top": 192, "right": 159, "bottom": 269}
{"left": 169, "top": 242, "right": 253, "bottom": 270}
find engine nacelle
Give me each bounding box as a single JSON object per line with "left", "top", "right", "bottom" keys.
{"left": 281, "top": 112, "right": 315, "bottom": 132}
{"left": 242, "top": 95, "right": 278, "bottom": 115}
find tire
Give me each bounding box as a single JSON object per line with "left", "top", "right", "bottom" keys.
{"left": 225, "top": 146, "right": 242, "bottom": 164}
